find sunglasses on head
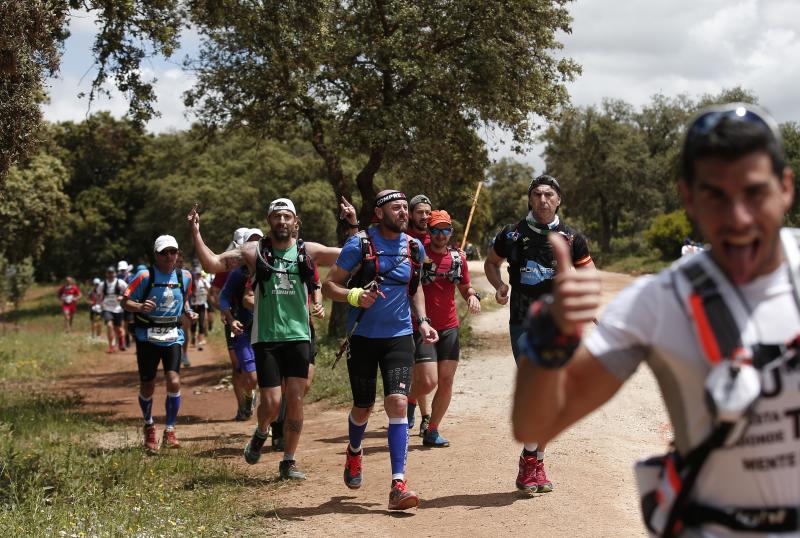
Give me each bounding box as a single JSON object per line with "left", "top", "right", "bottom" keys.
{"left": 430, "top": 227, "right": 452, "bottom": 236}
{"left": 685, "top": 103, "right": 780, "bottom": 144}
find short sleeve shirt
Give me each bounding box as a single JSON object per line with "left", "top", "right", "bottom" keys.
{"left": 492, "top": 219, "right": 591, "bottom": 325}
{"left": 96, "top": 278, "right": 128, "bottom": 313}
{"left": 335, "top": 228, "right": 425, "bottom": 338}
{"left": 585, "top": 253, "right": 800, "bottom": 514}
{"left": 124, "top": 268, "right": 193, "bottom": 346}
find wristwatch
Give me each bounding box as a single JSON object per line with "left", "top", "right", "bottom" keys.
{"left": 471, "top": 291, "right": 482, "bottom": 301}
{"left": 417, "top": 316, "right": 432, "bottom": 325}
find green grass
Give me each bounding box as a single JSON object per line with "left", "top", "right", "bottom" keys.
{"left": 598, "top": 253, "right": 671, "bottom": 275}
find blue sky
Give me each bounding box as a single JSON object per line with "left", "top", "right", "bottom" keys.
{"left": 44, "top": 1, "right": 800, "bottom": 173}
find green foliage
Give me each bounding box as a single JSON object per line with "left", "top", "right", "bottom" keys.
{"left": 644, "top": 210, "right": 692, "bottom": 260}
{"left": 484, "top": 157, "right": 536, "bottom": 239}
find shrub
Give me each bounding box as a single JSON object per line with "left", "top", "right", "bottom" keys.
{"left": 644, "top": 210, "right": 692, "bottom": 260}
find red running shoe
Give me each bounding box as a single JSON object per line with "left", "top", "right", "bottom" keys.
{"left": 343, "top": 446, "right": 363, "bottom": 489}
{"left": 144, "top": 424, "right": 159, "bottom": 453}
{"left": 388, "top": 480, "right": 419, "bottom": 510}
{"left": 535, "top": 459, "right": 553, "bottom": 493}
{"left": 162, "top": 429, "right": 181, "bottom": 449}
{"left": 515, "top": 454, "right": 539, "bottom": 492}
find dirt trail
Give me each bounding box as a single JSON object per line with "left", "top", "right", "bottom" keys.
{"left": 60, "top": 263, "right": 669, "bottom": 536}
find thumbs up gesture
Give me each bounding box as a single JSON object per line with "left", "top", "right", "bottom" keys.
{"left": 548, "top": 233, "right": 601, "bottom": 335}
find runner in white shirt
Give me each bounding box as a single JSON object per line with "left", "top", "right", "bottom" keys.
{"left": 513, "top": 103, "right": 800, "bottom": 537}
{"left": 97, "top": 266, "right": 128, "bottom": 353}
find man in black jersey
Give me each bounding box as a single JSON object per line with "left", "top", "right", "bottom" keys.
{"left": 484, "top": 174, "right": 594, "bottom": 494}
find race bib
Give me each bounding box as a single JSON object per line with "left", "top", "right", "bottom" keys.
{"left": 102, "top": 296, "right": 119, "bottom": 310}
{"left": 147, "top": 327, "right": 179, "bottom": 343}
{"left": 63, "top": 294, "right": 74, "bottom": 304}
{"left": 91, "top": 304, "right": 102, "bottom": 313}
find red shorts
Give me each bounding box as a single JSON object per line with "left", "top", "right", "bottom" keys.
{"left": 62, "top": 303, "right": 77, "bottom": 315}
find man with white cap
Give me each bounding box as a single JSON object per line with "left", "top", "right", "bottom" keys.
{"left": 189, "top": 199, "right": 320, "bottom": 480}
{"left": 122, "top": 235, "right": 197, "bottom": 452}
{"left": 97, "top": 265, "right": 128, "bottom": 353}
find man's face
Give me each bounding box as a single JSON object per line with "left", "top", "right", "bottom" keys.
{"left": 430, "top": 223, "right": 452, "bottom": 248}
{"left": 377, "top": 201, "right": 409, "bottom": 233}
{"left": 529, "top": 186, "right": 560, "bottom": 224}
{"left": 680, "top": 151, "right": 794, "bottom": 285}
{"left": 106, "top": 270, "right": 115, "bottom": 281}
{"left": 268, "top": 210, "right": 296, "bottom": 240}
{"left": 411, "top": 203, "right": 432, "bottom": 232}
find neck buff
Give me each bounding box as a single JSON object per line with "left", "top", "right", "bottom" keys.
{"left": 526, "top": 212, "right": 559, "bottom": 236}
{"left": 375, "top": 191, "right": 406, "bottom": 207}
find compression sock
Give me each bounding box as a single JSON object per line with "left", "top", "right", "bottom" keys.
{"left": 138, "top": 394, "right": 153, "bottom": 425}
{"left": 388, "top": 417, "right": 409, "bottom": 481}
{"left": 348, "top": 412, "right": 368, "bottom": 452}
{"left": 165, "top": 391, "right": 181, "bottom": 429}
{"left": 522, "top": 442, "right": 538, "bottom": 456}
{"left": 536, "top": 450, "right": 546, "bottom": 461}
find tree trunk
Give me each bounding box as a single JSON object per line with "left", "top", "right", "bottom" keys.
{"left": 599, "top": 193, "right": 612, "bottom": 252}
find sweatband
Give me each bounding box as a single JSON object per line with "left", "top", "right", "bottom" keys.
{"left": 375, "top": 191, "right": 406, "bottom": 207}
{"left": 347, "top": 287, "right": 364, "bottom": 307}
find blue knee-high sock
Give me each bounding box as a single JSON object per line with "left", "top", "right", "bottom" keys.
{"left": 388, "top": 417, "right": 409, "bottom": 481}
{"left": 165, "top": 391, "right": 181, "bottom": 429}
{"left": 348, "top": 412, "right": 368, "bottom": 452}
{"left": 139, "top": 394, "right": 153, "bottom": 425}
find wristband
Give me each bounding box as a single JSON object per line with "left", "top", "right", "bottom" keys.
{"left": 417, "top": 316, "right": 431, "bottom": 325}
{"left": 521, "top": 295, "right": 581, "bottom": 369}
{"left": 347, "top": 287, "right": 364, "bottom": 307}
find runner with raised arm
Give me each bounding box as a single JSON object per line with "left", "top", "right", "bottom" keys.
{"left": 485, "top": 174, "right": 594, "bottom": 493}
{"left": 323, "top": 189, "right": 438, "bottom": 511}
{"left": 513, "top": 103, "right": 800, "bottom": 536}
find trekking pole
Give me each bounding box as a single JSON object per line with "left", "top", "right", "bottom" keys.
{"left": 332, "top": 277, "right": 383, "bottom": 369}
{"left": 460, "top": 181, "right": 483, "bottom": 250}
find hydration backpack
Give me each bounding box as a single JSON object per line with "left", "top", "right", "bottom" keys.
{"left": 421, "top": 247, "right": 464, "bottom": 284}
{"left": 253, "top": 237, "right": 317, "bottom": 296}
{"left": 347, "top": 229, "right": 421, "bottom": 295}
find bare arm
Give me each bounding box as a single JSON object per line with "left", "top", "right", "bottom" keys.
{"left": 322, "top": 264, "right": 354, "bottom": 303}
{"left": 187, "top": 205, "right": 255, "bottom": 273}
{"left": 513, "top": 345, "right": 622, "bottom": 445}
{"left": 306, "top": 242, "right": 341, "bottom": 267}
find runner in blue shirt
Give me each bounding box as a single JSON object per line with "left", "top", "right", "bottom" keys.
{"left": 323, "top": 189, "right": 438, "bottom": 511}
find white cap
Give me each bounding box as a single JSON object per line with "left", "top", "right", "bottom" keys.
{"left": 117, "top": 260, "right": 128, "bottom": 271}
{"left": 153, "top": 235, "right": 179, "bottom": 253}
{"left": 226, "top": 227, "right": 251, "bottom": 251}
{"left": 246, "top": 228, "right": 264, "bottom": 241}
{"left": 267, "top": 198, "right": 296, "bottom": 217}
{"left": 93, "top": 278, "right": 102, "bottom": 285}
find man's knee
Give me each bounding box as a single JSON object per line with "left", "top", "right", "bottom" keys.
{"left": 350, "top": 405, "right": 373, "bottom": 423}
{"left": 384, "top": 393, "right": 407, "bottom": 416}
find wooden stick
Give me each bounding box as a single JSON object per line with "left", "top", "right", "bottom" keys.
{"left": 460, "top": 181, "right": 483, "bottom": 250}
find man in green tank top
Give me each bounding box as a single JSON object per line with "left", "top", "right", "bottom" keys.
{"left": 189, "top": 198, "right": 316, "bottom": 481}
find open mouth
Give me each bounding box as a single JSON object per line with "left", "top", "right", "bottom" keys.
{"left": 721, "top": 237, "right": 759, "bottom": 284}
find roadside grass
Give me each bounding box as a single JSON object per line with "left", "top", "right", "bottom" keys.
{"left": 0, "top": 286, "right": 272, "bottom": 537}
{"left": 598, "top": 252, "right": 671, "bottom": 275}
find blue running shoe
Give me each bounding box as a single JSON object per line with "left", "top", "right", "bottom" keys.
{"left": 244, "top": 429, "right": 267, "bottom": 465}
{"left": 407, "top": 401, "right": 416, "bottom": 430}
{"left": 422, "top": 428, "right": 450, "bottom": 447}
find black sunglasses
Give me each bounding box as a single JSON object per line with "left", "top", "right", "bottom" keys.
{"left": 685, "top": 103, "right": 780, "bottom": 144}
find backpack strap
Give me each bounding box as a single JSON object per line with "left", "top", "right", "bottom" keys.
{"left": 407, "top": 236, "right": 421, "bottom": 296}
{"left": 448, "top": 247, "right": 464, "bottom": 283}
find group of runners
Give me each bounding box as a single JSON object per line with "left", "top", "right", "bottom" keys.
{"left": 62, "top": 101, "right": 800, "bottom": 532}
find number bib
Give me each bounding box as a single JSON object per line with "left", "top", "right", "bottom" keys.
{"left": 63, "top": 294, "right": 74, "bottom": 304}
{"left": 102, "top": 296, "right": 119, "bottom": 310}
{"left": 147, "top": 327, "right": 179, "bottom": 343}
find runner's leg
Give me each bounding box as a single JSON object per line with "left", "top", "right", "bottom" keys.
{"left": 428, "top": 359, "right": 457, "bottom": 431}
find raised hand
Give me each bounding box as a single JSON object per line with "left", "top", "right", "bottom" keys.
{"left": 340, "top": 196, "right": 357, "bottom": 225}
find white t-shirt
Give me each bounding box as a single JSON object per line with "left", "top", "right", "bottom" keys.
{"left": 586, "top": 251, "right": 800, "bottom": 534}
{"left": 192, "top": 277, "right": 209, "bottom": 307}
{"left": 96, "top": 278, "right": 127, "bottom": 313}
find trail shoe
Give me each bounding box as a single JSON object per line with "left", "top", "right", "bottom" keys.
{"left": 407, "top": 401, "right": 416, "bottom": 430}
{"left": 279, "top": 460, "right": 306, "bottom": 481}
{"left": 162, "top": 428, "right": 181, "bottom": 449}
{"left": 272, "top": 435, "right": 285, "bottom": 452}
{"left": 388, "top": 480, "right": 420, "bottom": 510}
{"left": 516, "top": 453, "right": 539, "bottom": 492}
{"left": 343, "top": 447, "right": 363, "bottom": 490}
{"left": 418, "top": 415, "right": 430, "bottom": 438}
{"left": 244, "top": 429, "right": 267, "bottom": 465}
{"left": 422, "top": 428, "right": 450, "bottom": 448}
{"left": 234, "top": 408, "right": 247, "bottom": 422}
{"left": 144, "top": 424, "right": 159, "bottom": 453}
{"left": 535, "top": 460, "right": 553, "bottom": 493}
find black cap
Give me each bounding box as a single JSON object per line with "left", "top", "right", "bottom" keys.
{"left": 528, "top": 175, "right": 562, "bottom": 196}
{"left": 409, "top": 194, "right": 432, "bottom": 209}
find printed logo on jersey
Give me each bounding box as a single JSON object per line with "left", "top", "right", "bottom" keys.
{"left": 519, "top": 260, "right": 555, "bottom": 286}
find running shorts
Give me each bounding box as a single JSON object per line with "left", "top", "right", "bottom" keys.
{"left": 90, "top": 308, "right": 101, "bottom": 322}
{"left": 309, "top": 322, "right": 317, "bottom": 366}
{"left": 347, "top": 334, "right": 414, "bottom": 408}
{"left": 233, "top": 331, "right": 256, "bottom": 374}
{"left": 253, "top": 341, "right": 311, "bottom": 388}
{"left": 136, "top": 341, "right": 181, "bottom": 382}
{"left": 414, "top": 327, "right": 460, "bottom": 363}
{"left": 102, "top": 311, "right": 124, "bottom": 326}
{"left": 61, "top": 303, "right": 77, "bottom": 315}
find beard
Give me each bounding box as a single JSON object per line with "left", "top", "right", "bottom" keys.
{"left": 272, "top": 228, "right": 291, "bottom": 240}
{"left": 382, "top": 214, "right": 408, "bottom": 233}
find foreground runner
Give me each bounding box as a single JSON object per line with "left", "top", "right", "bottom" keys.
{"left": 57, "top": 276, "right": 81, "bottom": 333}
{"left": 405, "top": 194, "right": 432, "bottom": 431}
{"left": 323, "top": 189, "right": 437, "bottom": 510}
{"left": 97, "top": 266, "right": 128, "bottom": 353}
{"left": 485, "top": 174, "right": 594, "bottom": 493}
{"left": 408, "top": 210, "right": 481, "bottom": 447}
{"left": 122, "top": 235, "right": 196, "bottom": 452}
{"left": 514, "top": 103, "right": 800, "bottom": 536}
{"left": 189, "top": 198, "right": 317, "bottom": 481}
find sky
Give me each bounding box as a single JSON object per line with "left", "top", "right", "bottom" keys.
{"left": 43, "top": 0, "right": 800, "bottom": 173}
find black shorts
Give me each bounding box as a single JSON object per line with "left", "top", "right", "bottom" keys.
{"left": 253, "top": 341, "right": 311, "bottom": 388}
{"left": 224, "top": 324, "right": 235, "bottom": 351}
{"left": 102, "top": 311, "right": 124, "bottom": 326}
{"left": 414, "top": 327, "right": 460, "bottom": 363}
{"left": 125, "top": 311, "right": 134, "bottom": 323}
{"left": 347, "top": 335, "right": 414, "bottom": 408}
{"left": 90, "top": 309, "right": 101, "bottom": 322}
{"left": 136, "top": 341, "right": 182, "bottom": 382}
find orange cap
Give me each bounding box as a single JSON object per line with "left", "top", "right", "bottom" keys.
{"left": 429, "top": 210, "right": 452, "bottom": 228}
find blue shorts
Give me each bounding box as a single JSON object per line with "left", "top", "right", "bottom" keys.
{"left": 233, "top": 331, "right": 256, "bottom": 373}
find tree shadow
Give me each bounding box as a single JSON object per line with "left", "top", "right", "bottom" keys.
{"left": 422, "top": 490, "right": 538, "bottom": 510}
{"left": 258, "top": 495, "right": 415, "bottom": 521}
